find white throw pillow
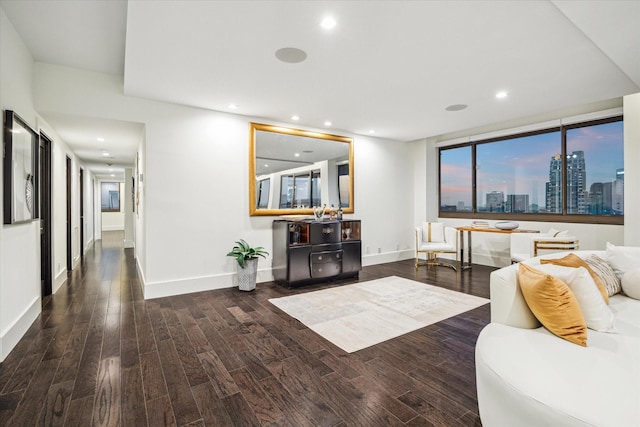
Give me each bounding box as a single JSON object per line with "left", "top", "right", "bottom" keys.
{"left": 606, "top": 242, "right": 640, "bottom": 278}
{"left": 528, "top": 263, "right": 615, "bottom": 332}
{"left": 621, "top": 268, "right": 640, "bottom": 300}
{"left": 422, "top": 222, "right": 445, "bottom": 243}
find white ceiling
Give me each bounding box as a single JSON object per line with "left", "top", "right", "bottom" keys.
{"left": 2, "top": 0, "right": 639, "bottom": 179}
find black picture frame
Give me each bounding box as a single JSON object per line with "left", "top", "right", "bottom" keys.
{"left": 3, "top": 110, "right": 39, "bottom": 224}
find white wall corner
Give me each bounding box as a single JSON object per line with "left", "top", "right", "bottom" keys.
{"left": 0, "top": 296, "right": 40, "bottom": 362}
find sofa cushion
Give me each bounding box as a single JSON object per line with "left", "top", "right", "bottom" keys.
{"left": 530, "top": 264, "right": 614, "bottom": 332}
{"left": 584, "top": 254, "right": 621, "bottom": 297}
{"left": 621, "top": 268, "right": 640, "bottom": 300}
{"left": 606, "top": 242, "right": 640, "bottom": 278}
{"left": 421, "top": 222, "right": 445, "bottom": 243}
{"left": 518, "top": 263, "right": 587, "bottom": 346}
{"left": 541, "top": 253, "right": 609, "bottom": 304}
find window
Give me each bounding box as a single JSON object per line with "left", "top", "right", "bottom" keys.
{"left": 337, "top": 163, "right": 350, "bottom": 208}
{"left": 476, "top": 131, "right": 560, "bottom": 213}
{"left": 279, "top": 170, "right": 320, "bottom": 209}
{"left": 101, "top": 182, "right": 120, "bottom": 212}
{"left": 439, "top": 116, "right": 623, "bottom": 223}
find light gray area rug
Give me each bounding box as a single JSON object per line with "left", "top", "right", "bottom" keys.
{"left": 269, "top": 276, "right": 489, "bottom": 353}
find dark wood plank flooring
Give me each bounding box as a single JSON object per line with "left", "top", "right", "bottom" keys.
{"left": 0, "top": 231, "right": 494, "bottom": 426}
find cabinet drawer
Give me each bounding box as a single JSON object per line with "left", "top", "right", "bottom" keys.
{"left": 310, "top": 250, "right": 342, "bottom": 264}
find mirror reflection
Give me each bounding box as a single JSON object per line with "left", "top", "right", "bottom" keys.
{"left": 249, "top": 123, "right": 354, "bottom": 216}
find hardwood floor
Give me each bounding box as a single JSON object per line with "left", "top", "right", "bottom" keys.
{"left": 0, "top": 232, "right": 495, "bottom": 426}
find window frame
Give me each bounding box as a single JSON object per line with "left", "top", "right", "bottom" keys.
{"left": 438, "top": 116, "right": 623, "bottom": 225}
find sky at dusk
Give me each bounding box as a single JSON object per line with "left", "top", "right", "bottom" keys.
{"left": 440, "top": 121, "right": 624, "bottom": 207}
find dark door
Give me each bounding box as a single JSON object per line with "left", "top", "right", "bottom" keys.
{"left": 79, "top": 168, "right": 84, "bottom": 260}
{"left": 39, "top": 133, "right": 53, "bottom": 296}
{"left": 66, "top": 156, "right": 72, "bottom": 272}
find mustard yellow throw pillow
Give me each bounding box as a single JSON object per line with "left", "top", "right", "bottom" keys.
{"left": 518, "top": 263, "right": 587, "bottom": 347}
{"left": 541, "top": 253, "right": 609, "bottom": 304}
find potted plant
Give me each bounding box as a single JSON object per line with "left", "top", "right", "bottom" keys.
{"left": 227, "top": 239, "right": 269, "bottom": 291}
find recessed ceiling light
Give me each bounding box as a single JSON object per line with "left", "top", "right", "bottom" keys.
{"left": 369, "top": 129, "right": 376, "bottom": 134}
{"left": 445, "top": 104, "right": 468, "bottom": 111}
{"left": 291, "top": 115, "right": 300, "bottom": 121}
{"left": 102, "top": 152, "right": 110, "bottom": 157}
{"left": 496, "top": 91, "right": 508, "bottom": 99}
{"left": 275, "top": 47, "right": 307, "bottom": 64}
{"left": 324, "top": 121, "right": 332, "bottom": 126}
{"left": 264, "top": 164, "right": 268, "bottom": 168}
{"left": 321, "top": 16, "right": 337, "bottom": 30}
{"left": 110, "top": 174, "right": 115, "bottom": 177}
{"left": 294, "top": 153, "right": 300, "bottom": 157}
{"left": 97, "top": 137, "right": 105, "bottom": 142}
{"left": 228, "top": 104, "right": 238, "bottom": 110}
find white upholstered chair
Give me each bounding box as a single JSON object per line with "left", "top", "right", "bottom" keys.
{"left": 415, "top": 222, "right": 459, "bottom": 270}
{"left": 510, "top": 230, "right": 579, "bottom": 263}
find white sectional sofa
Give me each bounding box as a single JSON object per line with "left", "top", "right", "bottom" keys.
{"left": 475, "top": 250, "right": 640, "bottom": 427}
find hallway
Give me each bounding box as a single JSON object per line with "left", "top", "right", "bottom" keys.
{"left": 0, "top": 231, "right": 491, "bottom": 426}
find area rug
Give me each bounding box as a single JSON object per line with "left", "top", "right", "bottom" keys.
{"left": 268, "top": 276, "right": 489, "bottom": 353}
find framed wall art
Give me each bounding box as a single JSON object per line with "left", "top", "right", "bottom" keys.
{"left": 3, "top": 110, "right": 39, "bottom": 224}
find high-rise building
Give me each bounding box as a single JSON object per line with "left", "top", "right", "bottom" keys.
{"left": 546, "top": 154, "right": 562, "bottom": 213}
{"left": 485, "top": 191, "right": 504, "bottom": 212}
{"left": 566, "top": 150, "right": 587, "bottom": 213}
{"left": 506, "top": 194, "right": 529, "bottom": 213}
{"left": 546, "top": 151, "right": 587, "bottom": 214}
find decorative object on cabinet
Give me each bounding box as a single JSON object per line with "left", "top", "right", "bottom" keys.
{"left": 227, "top": 239, "right": 269, "bottom": 291}
{"left": 272, "top": 219, "right": 361, "bottom": 287}
{"left": 3, "top": 110, "right": 39, "bottom": 224}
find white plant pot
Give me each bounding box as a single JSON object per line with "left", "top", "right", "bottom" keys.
{"left": 237, "top": 258, "right": 258, "bottom": 291}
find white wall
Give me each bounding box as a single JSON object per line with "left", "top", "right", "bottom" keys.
{"left": 34, "top": 63, "right": 417, "bottom": 299}
{"left": 623, "top": 93, "right": 640, "bottom": 246}
{"left": 0, "top": 9, "right": 92, "bottom": 360}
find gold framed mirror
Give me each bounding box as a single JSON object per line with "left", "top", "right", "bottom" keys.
{"left": 249, "top": 122, "right": 354, "bottom": 216}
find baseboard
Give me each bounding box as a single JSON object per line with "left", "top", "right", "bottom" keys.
{"left": 53, "top": 269, "right": 67, "bottom": 294}
{"left": 143, "top": 268, "right": 275, "bottom": 300}
{"left": 102, "top": 226, "right": 124, "bottom": 231}
{"left": 124, "top": 239, "right": 134, "bottom": 248}
{"left": 136, "top": 257, "right": 146, "bottom": 297}
{"left": 362, "top": 249, "right": 414, "bottom": 266}
{"left": 0, "top": 296, "right": 40, "bottom": 362}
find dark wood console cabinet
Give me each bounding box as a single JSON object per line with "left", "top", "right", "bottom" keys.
{"left": 272, "top": 219, "right": 362, "bottom": 287}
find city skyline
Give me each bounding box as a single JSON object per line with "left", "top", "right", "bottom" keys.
{"left": 440, "top": 120, "right": 624, "bottom": 213}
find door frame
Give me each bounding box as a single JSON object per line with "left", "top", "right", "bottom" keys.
{"left": 39, "top": 132, "right": 53, "bottom": 296}
{"left": 66, "top": 156, "right": 72, "bottom": 272}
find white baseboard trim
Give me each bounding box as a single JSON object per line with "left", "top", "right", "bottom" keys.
{"left": 102, "top": 226, "right": 124, "bottom": 231}
{"left": 0, "top": 296, "right": 40, "bottom": 362}
{"left": 124, "top": 239, "right": 134, "bottom": 248}
{"left": 53, "top": 269, "right": 67, "bottom": 294}
{"left": 143, "top": 268, "right": 275, "bottom": 300}
{"left": 362, "top": 249, "right": 414, "bottom": 266}
{"left": 136, "top": 257, "right": 146, "bottom": 297}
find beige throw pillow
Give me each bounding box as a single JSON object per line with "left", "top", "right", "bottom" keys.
{"left": 518, "top": 263, "right": 587, "bottom": 347}
{"left": 584, "top": 254, "right": 621, "bottom": 297}
{"left": 541, "top": 253, "right": 609, "bottom": 304}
